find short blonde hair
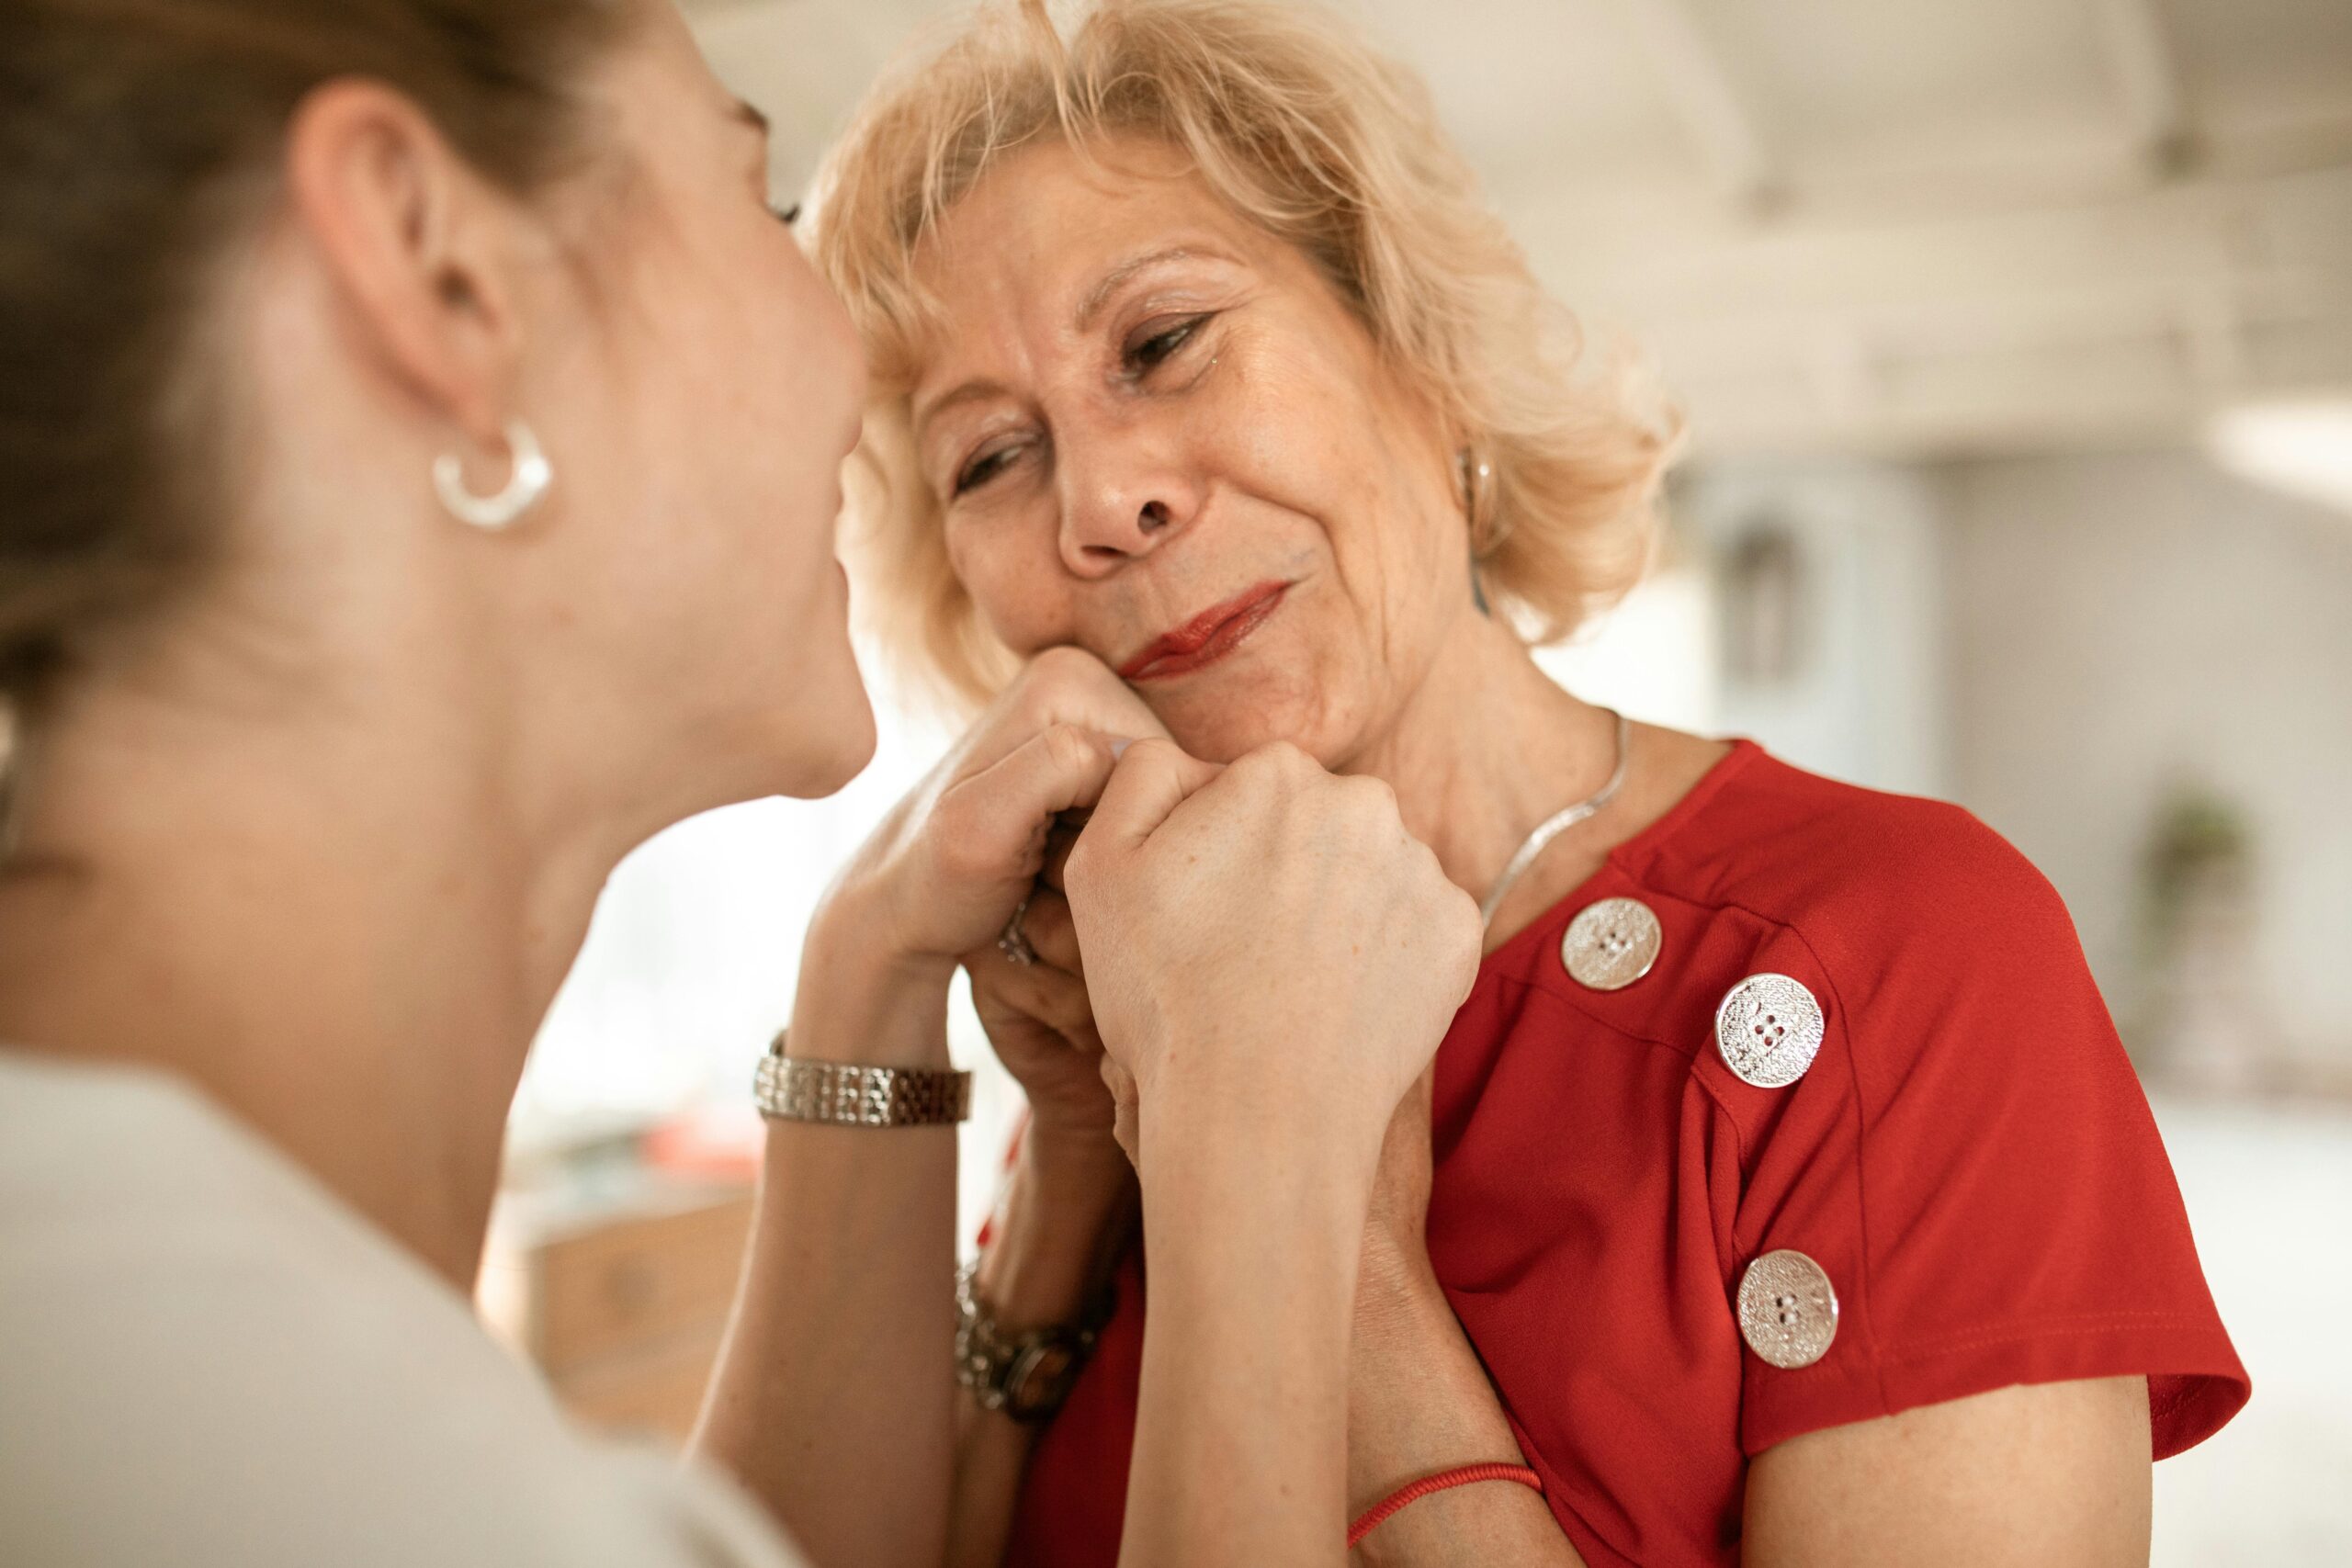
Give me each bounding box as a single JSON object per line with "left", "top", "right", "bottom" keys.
{"left": 810, "top": 0, "right": 1680, "bottom": 710}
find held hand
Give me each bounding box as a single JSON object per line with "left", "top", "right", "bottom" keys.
{"left": 1065, "top": 740, "right": 1483, "bottom": 1169}
{"left": 822, "top": 647, "right": 1169, "bottom": 972}
{"left": 963, "top": 839, "right": 1122, "bottom": 1150}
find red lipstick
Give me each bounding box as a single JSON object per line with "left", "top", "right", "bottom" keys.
{"left": 1117, "top": 581, "right": 1291, "bottom": 682}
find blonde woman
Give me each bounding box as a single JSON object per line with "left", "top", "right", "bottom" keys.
{"left": 0, "top": 2, "right": 1481, "bottom": 1566}
{"left": 810, "top": 3, "right": 2250, "bottom": 1564}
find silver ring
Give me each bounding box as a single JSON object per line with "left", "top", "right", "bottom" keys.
{"left": 998, "top": 889, "right": 1038, "bottom": 966}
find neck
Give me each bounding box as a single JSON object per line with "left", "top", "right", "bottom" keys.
{"left": 0, "top": 645, "right": 642, "bottom": 1290}
{"left": 1343, "top": 605, "right": 1620, "bottom": 934}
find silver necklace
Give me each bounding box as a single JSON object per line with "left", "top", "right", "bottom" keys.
{"left": 1477, "top": 709, "right": 1631, "bottom": 929}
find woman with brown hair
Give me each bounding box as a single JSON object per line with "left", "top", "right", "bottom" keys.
{"left": 0, "top": 3, "right": 1481, "bottom": 1565}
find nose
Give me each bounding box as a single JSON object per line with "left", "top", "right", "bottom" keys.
{"left": 1056, "top": 423, "right": 1202, "bottom": 579}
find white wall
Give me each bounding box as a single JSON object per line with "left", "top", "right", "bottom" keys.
{"left": 1937, "top": 447, "right": 2352, "bottom": 1067}
{"left": 1674, "top": 458, "right": 1952, "bottom": 795}
{"left": 515, "top": 669, "right": 1036, "bottom": 1253}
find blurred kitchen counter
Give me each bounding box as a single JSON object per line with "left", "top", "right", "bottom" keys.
{"left": 477, "top": 1111, "right": 763, "bottom": 1444}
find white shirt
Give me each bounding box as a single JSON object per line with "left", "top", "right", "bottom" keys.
{"left": 0, "top": 1050, "right": 808, "bottom": 1568}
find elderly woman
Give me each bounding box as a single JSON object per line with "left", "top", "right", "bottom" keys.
{"left": 809, "top": 2, "right": 2250, "bottom": 1565}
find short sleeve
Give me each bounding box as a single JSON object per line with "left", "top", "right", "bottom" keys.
{"left": 1710, "top": 804, "right": 2250, "bottom": 1458}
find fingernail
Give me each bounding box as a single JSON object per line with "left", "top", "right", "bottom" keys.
{"left": 1109, "top": 737, "right": 1135, "bottom": 759}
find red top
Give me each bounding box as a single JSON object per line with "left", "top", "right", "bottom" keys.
{"left": 1001, "top": 741, "right": 2249, "bottom": 1568}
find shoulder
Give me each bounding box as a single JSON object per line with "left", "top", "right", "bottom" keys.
{"left": 1635, "top": 745, "right": 2080, "bottom": 989}
{"left": 1591, "top": 745, "right": 2118, "bottom": 1137}
{"left": 1614, "top": 765, "right": 2248, "bottom": 1460}
{"left": 0, "top": 1053, "right": 804, "bottom": 1568}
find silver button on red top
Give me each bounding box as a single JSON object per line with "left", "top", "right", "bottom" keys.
{"left": 1713, "top": 973, "right": 1825, "bottom": 1089}
{"left": 1561, "top": 897, "right": 1662, "bottom": 991}
{"left": 1737, "top": 1249, "right": 1839, "bottom": 1369}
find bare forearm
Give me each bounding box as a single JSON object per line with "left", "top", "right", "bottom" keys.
{"left": 694, "top": 912, "right": 959, "bottom": 1568}
{"left": 1119, "top": 1115, "right": 1371, "bottom": 1568}
{"left": 948, "top": 1139, "right": 1136, "bottom": 1568}
{"left": 948, "top": 1386, "right": 1036, "bottom": 1568}
{"left": 1345, "top": 1251, "right": 1583, "bottom": 1568}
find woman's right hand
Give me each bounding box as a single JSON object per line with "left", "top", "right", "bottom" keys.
{"left": 817, "top": 646, "right": 1168, "bottom": 979}
{"left": 1066, "top": 742, "right": 1482, "bottom": 1568}
{"left": 1068, "top": 740, "right": 1483, "bottom": 1174}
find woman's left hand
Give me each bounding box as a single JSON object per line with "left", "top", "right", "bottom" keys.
{"left": 964, "top": 818, "right": 1122, "bottom": 1158}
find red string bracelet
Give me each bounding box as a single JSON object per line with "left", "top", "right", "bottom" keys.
{"left": 1346, "top": 1462, "right": 1544, "bottom": 1549}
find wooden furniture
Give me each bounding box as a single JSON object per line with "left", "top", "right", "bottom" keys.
{"left": 478, "top": 1168, "right": 756, "bottom": 1444}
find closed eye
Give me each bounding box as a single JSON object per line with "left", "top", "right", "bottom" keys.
{"left": 953, "top": 439, "right": 1027, "bottom": 498}
{"left": 1123, "top": 315, "right": 1210, "bottom": 377}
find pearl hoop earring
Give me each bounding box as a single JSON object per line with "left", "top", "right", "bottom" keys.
{"left": 434, "top": 420, "right": 552, "bottom": 531}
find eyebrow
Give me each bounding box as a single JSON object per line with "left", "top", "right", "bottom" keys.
{"left": 1074, "top": 244, "right": 1233, "bottom": 333}
{"left": 914, "top": 243, "right": 1243, "bottom": 443}
{"left": 912, "top": 379, "right": 1012, "bottom": 452}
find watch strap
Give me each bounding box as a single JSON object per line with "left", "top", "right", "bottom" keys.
{"left": 753, "top": 1033, "right": 970, "bottom": 1128}
{"left": 955, "top": 1259, "right": 1109, "bottom": 1424}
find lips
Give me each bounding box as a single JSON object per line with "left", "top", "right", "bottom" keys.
{"left": 1117, "top": 581, "right": 1291, "bottom": 682}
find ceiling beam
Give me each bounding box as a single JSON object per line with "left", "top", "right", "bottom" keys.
{"left": 2090, "top": 0, "right": 2193, "bottom": 179}
{"left": 1601, "top": 0, "right": 1778, "bottom": 211}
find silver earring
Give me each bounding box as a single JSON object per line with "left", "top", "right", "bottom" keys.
{"left": 1456, "top": 446, "right": 1492, "bottom": 505}
{"left": 1458, "top": 446, "right": 1510, "bottom": 560}
{"left": 434, "top": 420, "right": 552, "bottom": 531}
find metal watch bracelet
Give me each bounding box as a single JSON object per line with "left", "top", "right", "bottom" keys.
{"left": 752, "top": 1031, "right": 971, "bottom": 1128}
{"left": 955, "top": 1259, "right": 1112, "bottom": 1424}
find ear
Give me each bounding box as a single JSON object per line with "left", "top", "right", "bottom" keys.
{"left": 282, "top": 80, "right": 529, "bottom": 448}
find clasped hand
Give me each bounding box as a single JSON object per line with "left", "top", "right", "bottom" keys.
{"left": 824, "top": 646, "right": 1477, "bottom": 1280}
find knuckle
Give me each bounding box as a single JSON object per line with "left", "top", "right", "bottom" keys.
{"left": 1005, "top": 666, "right": 1066, "bottom": 725}
{"left": 1449, "top": 882, "right": 1482, "bottom": 938}
{"left": 997, "top": 663, "right": 1047, "bottom": 717}
{"left": 934, "top": 835, "right": 993, "bottom": 886}
{"left": 1319, "top": 777, "right": 1396, "bottom": 840}
{"left": 928, "top": 802, "right": 985, "bottom": 869}
{"left": 1122, "top": 736, "right": 1181, "bottom": 772}
{"left": 1039, "top": 721, "right": 1097, "bottom": 773}
{"left": 1339, "top": 772, "right": 1400, "bottom": 818}
{"left": 1445, "top": 889, "right": 1484, "bottom": 969}
{"left": 1233, "top": 739, "right": 1306, "bottom": 785}
{"left": 1009, "top": 696, "right": 1054, "bottom": 742}
{"left": 966, "top": 958, "right": 1030, "bottom": 1010}
{"left": 1234, "top": 740, "right": 1283, "bottom": 770}
{"left": 1028, "top": 644, "right": 1098, "bottom": 684}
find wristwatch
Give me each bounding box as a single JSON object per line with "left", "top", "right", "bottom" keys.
{"left": 955, "top": 1260, "right": 1111, "bottom": 1424}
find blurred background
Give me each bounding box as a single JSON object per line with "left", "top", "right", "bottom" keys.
{"left": 487, "top": 2, "right": 2352, "bottom": 1560}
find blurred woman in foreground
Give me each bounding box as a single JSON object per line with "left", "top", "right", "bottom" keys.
{"left": 0, "top": 3, "right": 1480, "bottom": 1565}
